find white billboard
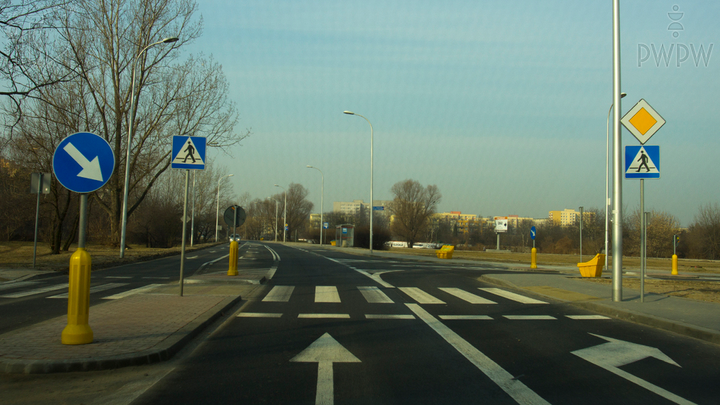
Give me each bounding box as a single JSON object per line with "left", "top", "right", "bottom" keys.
{"left": 495, "top": 219, "right": 508, "bottom": 233}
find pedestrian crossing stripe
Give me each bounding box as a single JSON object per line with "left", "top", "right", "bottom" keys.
{"left": 625, "top": 145, "right": 660, "bottom": 179}
{"left": 171, "top": 135, "right": 206, "bottom": 170}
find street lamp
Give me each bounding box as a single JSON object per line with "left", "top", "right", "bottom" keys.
{"left": 216, "top": 173, "right": 234, "bottom": 241}
{"left": 307, "top": 165, "right": 324, "bottom": 245}
{"left": 343, "top": 111, "right": 374, "bottom": 254}
{"left": 605, "top": 92, "right": 626, "bottom": 274}
{"left": 275, "top": 184, "right": 287, "bottom": 243}
{"left": 119, "top": 36, "right": 179, "bottom": 258}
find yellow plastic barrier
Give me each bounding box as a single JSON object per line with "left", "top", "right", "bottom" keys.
{"left": 436, "top": 245, "right": 455, "bottom": 259}
{"left": 228, "top": 240, "right": 238, "bottom": 276}
{"left": 577, "top": 253, "right": 605, "bottom": 278}
{"left": 62, "top": 248, "right": 93, "bottom": 345}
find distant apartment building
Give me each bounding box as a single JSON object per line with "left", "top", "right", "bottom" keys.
{"left": 548, "top": 209, "right": 595, "bottom": 226}
{"left": 433, "top": 211, "right": 479, "bottom": 234}
{"left": 333, "top": 199, "right": 392, "bottom": 216}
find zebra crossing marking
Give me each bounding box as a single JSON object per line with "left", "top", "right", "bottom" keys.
{"left": 263, "top": 285, "right": 295, "bottom": 302}
{"left": 479, "top": 288, "right": 548, "bottom": 304}
{"left": 315, "top": 286, "right": 341, "bottom": 303}
{"left": 0, "top": 283, "right": 68, "bottom": 298}
{"left": 439, "top": 315, "right": 493, "bottom": 321}
{"left": 439, "top": 287, "right": 497, "bottom": 304}
{"left": 0, "top": 281, "right": 38, "bottom": 292}
{"left": 298, "top": 313, "right": 350, "bottom": 319}
{"left": 237, "top": 312, "right": 283, "bottom": 318}
{"left": 398, "top": 287, "right": 446, "bottom": 304}
{"left": 47, "top": 283, "right": 129, "bottom": 299}
{"left": 365, "top": 314, "right": 415, "bottom": 320}
{"left": 566, "top": 315, "right": 610, "bottom": 320}
{"left": 503, "top": 315, "right": 557, "bottom": 320}
{"left": 103, "top": 284, "right": 163, "bottom": 300}
{"left": 357, "top": 286, "right": 393, "bottom": 304}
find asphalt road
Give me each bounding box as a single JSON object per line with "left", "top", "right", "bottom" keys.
{"left": 132, "top": 243, "right": 719, "bottom": 405}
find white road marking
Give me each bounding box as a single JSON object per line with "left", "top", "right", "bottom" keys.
{"left": 358, "top": 286, "right": 394, "bottom": 303}
{"left": 142, "top": 277, "right": 170, "bottom": 279}
{"left": 566, "top": 315, "right": 610, "bottom": 320}
{"left": 365, "top": 314, "right": 415, "bottom": 320}
{"left": 399, "top": 287, "right": 446, "bottom": 304}
{"left": 573, "top": 334, "right": 695, "bottom": 405}
{"left": 263, "top": 285, "right": 295, "bottom": 302}
{"left": 298, "top": 313, "right": 350, "bottom": 319}
{"left": 291, "top": 333, "right": 361, "bottom": 405}
{"left": 186, "top": 256, "right": 198, "bottom": 259}
{"left": 0, "top": 283, "right": 68, "bottom": 298}
{"left": 315, "top": 286, "right": 341, "bottom": 303}
{"left": 103, "top": 284, "right": 162, "bottom": 300}
{"left": 479, "top": 288, "right": 548, "bottom": 304}
{"left": 0, "top": 281, "right": 38, "bottom": 292}
{"left": 439, "top": 287, "right": 497, "bottom": 304}
{"left": 439, "top": 315, "right": 493, "bottom": 321}
{"left": 48, "top": 283, "right": 128, "bottom": 299}
{"left": 237, "top": 312, "right": 283, "bottom": 318}
{"left": 503, "top": 315, "right": 556, "bottom": 320}
{"left": 104, "top": 276, "right": 133, "bottom": 279}
{"left": 407, "top": 303, "right": 551, "bottom": 405}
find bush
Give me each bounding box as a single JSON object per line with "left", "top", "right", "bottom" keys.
{"left": 355, "top": 226, "right": 391, "bottom": 250}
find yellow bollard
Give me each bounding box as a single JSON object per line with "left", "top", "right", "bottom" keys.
{"left": 672, "top": 254, "right": 678, "bottom": 275}
{"left": 228, "top": 240, "right": 238, "bottom": 276}
{"left": 62, "top": 248, "right": 93, "bottom": 345}
{"left": 530, "top": 247, "right": 537, "bottom": 269}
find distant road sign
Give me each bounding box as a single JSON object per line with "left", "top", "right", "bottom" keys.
{"left": 373, "top": 206, "right": 384, "bottom": 211}
{"left": 621, "top": 99, "right": 665, "bottom": 145}
{"left": 171, "top": 136, "right": 206, "bottom": 170}
{"left": 625, "top": 145, "right": 660, "bottom": 179}
{"left": 53, "top": 132, "right": 115, "bottom": 193}
{"left": 323, "top": 222, "right": 329, "bottom": 229}
{"left": 223, "top": 205, "right": 246, "bottom": 228}
{"left": 531, "top": 226, "right": 536, "bottom": 240}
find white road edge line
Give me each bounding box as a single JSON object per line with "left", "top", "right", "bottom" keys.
{"left": 407, "top": 303, "right": 551, "bottom": 405}
{"left": 365, "top": 314, "right": 415, "bottom": 320}
{"left": 237, "top": 313, "right": 283, "bottom": 318}
{"left": 298, "top": 314, "right": 350, "bottom": 319}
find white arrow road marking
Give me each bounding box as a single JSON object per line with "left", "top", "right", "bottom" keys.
{"left": 63, "top": 142, "right": 103, "bottom": 181}
{"left": 407, "top": 303, "right": 550, "bottom": 405}
{"left": 572, "top": 334, "right": 696, "bottom": 405}
{"left": 291, "top": 333, "right": 361, "bottom": 405}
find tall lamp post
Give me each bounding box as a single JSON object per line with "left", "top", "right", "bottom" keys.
{"left": 605, "top": 92, "right": 626, "bottom": 275}
{"left": 119, "top": 36, "right": 178, "bottom": 258}
{"left": 343, "top": 111, "right": 374, "bottom": 254}
{"left": 216, "top": 173, "right": 234, "bottom": 241}
{"left": 307, "top": 165, "right": 324, "bottom": 245}
{"left": 275, "top": 184, "right": 287, "bottom": 242}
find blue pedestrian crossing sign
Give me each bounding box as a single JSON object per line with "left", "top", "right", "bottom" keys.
{"left": 171, "top": 136, "right": 206, "bottom": 170}
{"left": 53, "top": 132, "right": 115, "bottom": 193}
{"left": 625, "top": 145, "right": 660, "bottom": 179}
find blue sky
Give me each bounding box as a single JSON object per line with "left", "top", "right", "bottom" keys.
{"left": 187, "top": 0, "right": 720, "bottom": 226}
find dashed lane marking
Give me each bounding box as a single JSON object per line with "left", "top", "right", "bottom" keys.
{"left": 103, "top": 284, "right": 163, "bottom": 300}
{"left": 503, "top": 315, "right": 557, "bottom": 320}
{"left": 439, "top": 315, "right": 493, "bottom": 321}
{"left": 237, "top": 312, "right": 283, "bottom": 318}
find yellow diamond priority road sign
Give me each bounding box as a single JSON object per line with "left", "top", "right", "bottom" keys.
{"left": 621, "top": 98, "right": 665, "bottom": 144}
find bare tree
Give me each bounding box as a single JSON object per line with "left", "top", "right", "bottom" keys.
{"left": 8, "top": 0, "right": 249, "bottom": 248}
{"left": 687, "top": 203, "right": 720, "bottom": 260}
{"left": 388, "top": 179, "right": 441, "bottom": 247}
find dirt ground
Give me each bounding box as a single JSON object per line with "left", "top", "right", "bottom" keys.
{"left": 579, "top": 277, "right": 720, "bottom": 304}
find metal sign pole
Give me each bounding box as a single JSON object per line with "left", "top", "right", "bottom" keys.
{"left": 179, "top": 170, "right": 190, "bottom": 297}
{"left": 32, "top": 173, "right": 43, "bottom": 268}
{"left": 612, "top": 0, "right": 624, "bottom": 302}
{"left": 640, "top": 179, "right": 644, "bottom": 303}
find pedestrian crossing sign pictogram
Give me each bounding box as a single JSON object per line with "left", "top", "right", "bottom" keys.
{"left": 625, "top": 145, "right": 660, "bottom": 179}
{"left": 171, "top": 136, "right": 206, "bottom": 170}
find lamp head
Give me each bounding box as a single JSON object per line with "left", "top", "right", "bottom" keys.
{"left": 621, "top": 92, "right": 627, "bottom": 98}
{"left": 343, "top": 111, "right": 354, "bottom": 115}
{"left": 163, "top": 37, "right": 179, "bottom": 43}
{"left": 306, "top": 165, "right": 313, "bottom": 168}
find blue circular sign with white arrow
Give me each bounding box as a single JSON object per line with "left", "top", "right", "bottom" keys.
{"left": 53, "top": 132, "right": 115, "bottom": 193}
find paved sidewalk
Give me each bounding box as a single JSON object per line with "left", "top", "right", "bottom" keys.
{"left": 0, "top": 266, "right": 269, "bottom": 374}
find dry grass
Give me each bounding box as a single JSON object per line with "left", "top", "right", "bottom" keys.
{"left": 385, "top": 247, "right": 720, "bottom": 274}
{"left": 0, "top": 241, "right": 219, "bottom": 272}
{"left": 581, "top": 277, "right": 720, "bottom": 304}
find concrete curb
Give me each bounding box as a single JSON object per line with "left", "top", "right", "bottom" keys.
{"left": 0, "top": 295, "right": 243, "bottom": 374}
{"left": 480, "top": 274, "right": 720, "bottom": 346}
